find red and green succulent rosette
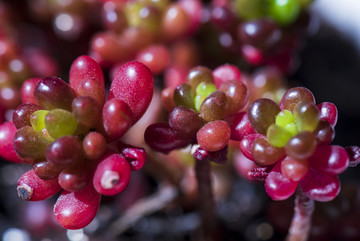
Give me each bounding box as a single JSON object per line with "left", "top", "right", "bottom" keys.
{"left": 240, "top": 87, "right": 349, "bottom": 202}
{"left": 0, "top": 56, "right": 153, "bottom": 229}
{"left": 145, "top": 63, "right": 250, "bottom": 162}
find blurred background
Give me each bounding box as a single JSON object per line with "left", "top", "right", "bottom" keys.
{"left": 0, "top": 0, "right": 360, "bottom": 241}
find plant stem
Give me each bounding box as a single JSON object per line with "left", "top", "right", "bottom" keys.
{"left": 194, "top": 158, "right": 219, "bottom": 241}
{"left": 286, "top": 188, "right": 315, "bottom": 241}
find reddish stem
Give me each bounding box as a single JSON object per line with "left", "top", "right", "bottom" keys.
{"left": 195, "top": 158, "right": 220, "bottom": 241}
{"left": 286, "top": 188, "right": 315, "bottom": 241}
